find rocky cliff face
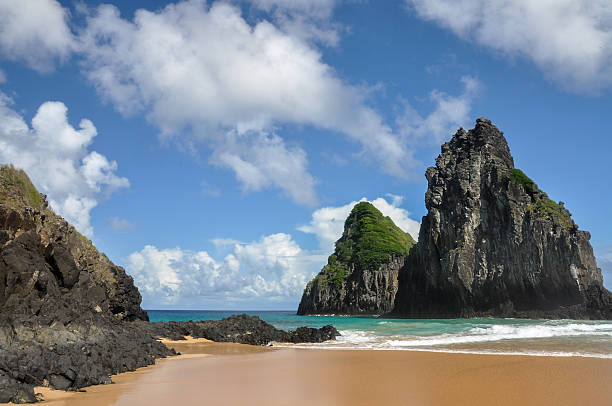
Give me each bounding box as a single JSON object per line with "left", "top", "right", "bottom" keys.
{"left": 298, "top": 202, "right": 415, "bottom": 315}
{"left": 0, "top": 165, "right": 172, "bottom": 403}
{"left": 0, "top": 165, "right": 341, "bottom": 403}
{"left": 0, "top": 166, "right": 147, "bottom": 322}
{"left": 393, "top": 118, "right": 612, "bottom": 319}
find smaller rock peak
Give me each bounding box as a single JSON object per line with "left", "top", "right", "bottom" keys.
{"left": 475, "top": 117, "right": 492, "bottom": 125}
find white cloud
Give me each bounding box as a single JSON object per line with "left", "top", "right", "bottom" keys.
{"left": 201, "top": 179, "right": 222, "bottom": 198}
{"left": 78, "top": 0, "right": 410, "bottom": 204}
{"left": 0, "top": 93, "right": 129, "bottom": 236}
{"left": 127, "top": 196, "right": 420, "bottom": 307}
{"left": 298, "top": 196, "right": 421, "bottom": 253}
{"left": 397, "top": 76, "right": 480, "bottom": 144}
{"left": 252, "top": 0, "right": 337, "bottom": 19}
{"left": 108, "top": 216, "right": 136, "bottom": 232}
{"left": 0, "top": 0, "right": 74, "bottom": 72}
{"left": 126, "top": 233, "right": 327, "bottom": 307}
{"left": 211, "top": 131, "right": 318, "bottom": 205}
{"left": 251, "top": 0, "right": 341, "bottom": 46}
{"left": 406, "top": 0, "right": 612, "bottom": 92}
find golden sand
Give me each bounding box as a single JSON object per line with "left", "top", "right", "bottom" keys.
{"left": 4, "top": 339, "right": 611, "bottom": 405}
{"left": 160, "top": 336, "right": 273, "bottom": 355}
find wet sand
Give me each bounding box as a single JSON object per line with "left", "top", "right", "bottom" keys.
{"left": 7, "top": 341, "right": 612, "bottom": 406}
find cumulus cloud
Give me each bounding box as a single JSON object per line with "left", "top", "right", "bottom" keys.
{"left": 0, "top": 92, "right": 129, "bottom": 236}
{"left": 78, "top": 0, "right": 410, "bottom": 204}
{"left": 126, "top": 233, "right": 327, "bottom": 307}
{"left": 126, "top": 196, "right": 420, "bottom": 307}
{"left": 252, "top": 0, "right": 337, "bottom": 19}
{"left": 211, "top": 131, "right": 318, "bottom": 205}
{"left": 406, "top": 0, "right": 612, "bottom": 92}
{"left": 250, "top": 0, "right": 341, "bottom": 46}
{"left": 397, "top": 76, "right": 480, "bottom": 144}
{"left": 0, "top": 0, "right": 74, "bottom": 72}
{"left": 298, "top": 195, "right": 421, "bottom": 253}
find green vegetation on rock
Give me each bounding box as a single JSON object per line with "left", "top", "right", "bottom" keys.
{"left": 322, "top": 254, "right": 349, "bottom": 289}
{"left": 307, "top": 202, "right": 415, "bottom": 290}
{"left": 0, "top": 164, "right": 44, "bottom": 210}
{"left": 509, "top": 168, "right": 536, "bottom": 193}
{"left": 509, "top": 167, "right": 574, "bottom": 229}
{"left": 341, "top": 202, "right": 415, "bottom": 270}
{"left": 528, "top": 198, "right": 573, "bottom": 229}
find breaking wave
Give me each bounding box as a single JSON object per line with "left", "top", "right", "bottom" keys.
{"left": 275, "top": 320, "right": 612, "bottom": 358}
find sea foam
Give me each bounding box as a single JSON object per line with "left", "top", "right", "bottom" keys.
{"left": 275, "top": 320, "right": 612, "bottom": 359}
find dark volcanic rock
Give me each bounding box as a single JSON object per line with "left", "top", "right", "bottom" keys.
{"left": 297, "top": 202, "right": 415, "bottom": 315}
{"left": 392, "top": 118, "right": 612, "bottom": 319}
{"left": 0, "top": 165, "right": 340, "bottom": 403}
{"left": 0, "top": 165, "right": 172, "bottom": 403}
{"left": 142, "top": 314, "right": 340, "bottom": 346}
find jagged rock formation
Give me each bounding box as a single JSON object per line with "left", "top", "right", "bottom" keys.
{"left": 393, "top": 118, "right": 612, "bottom": 319}
{"left": 0, "top": 165, "right": 341, "bottom": 403}
{"left": 0, "top": 165, "right": 173, "bottom": 403}
{"left": 143, "top": 314, "right": 339, "bottom": 345}
{"left": 298, "top": 202, "right": 415, "bottom": 315}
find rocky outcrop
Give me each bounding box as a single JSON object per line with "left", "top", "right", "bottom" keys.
{"left": 0, "top": 165, "right": 147, "bottom": 322}
{"left": 0, "top": 165, "right": 341, "bottom": 403}
{"left": 143, "top": 314, "right": 340, "bottom": 346}
{"left": 393, "top": 118, "right": 612, "bottom": 319}
{"left": 0, "top": 165, "right": 173, "bottom": 403}
{"left": 298, "top": 202, "right": 415, "bottom": 315}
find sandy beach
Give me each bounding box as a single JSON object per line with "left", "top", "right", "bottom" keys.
{"left": 13, "top": 338, "right": 611, "bottom": 406}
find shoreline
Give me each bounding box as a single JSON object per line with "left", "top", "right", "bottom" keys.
{"left": 273, "top": 343, "right": 612, "bottom": 359}
{"left": 6, "top": 338, "right": 610, "bottom": 406}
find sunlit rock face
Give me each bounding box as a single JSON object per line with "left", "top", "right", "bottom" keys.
{"left": 298, "top": 202, "right": 415, "bottom": 315}
{"left": 0, "top": 165, "right": 170, "bottom": 403}
{"left": 393, "top": 118, "right": 612, "bottom": 319}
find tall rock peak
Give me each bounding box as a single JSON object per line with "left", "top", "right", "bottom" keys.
{"left": 297, "top": 202, "right": 415, "bottom": 315}
{"left": 393, "top": 119, "right": 611, "bottom": 319}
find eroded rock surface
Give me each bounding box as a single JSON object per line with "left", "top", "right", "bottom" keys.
{"left": 393, "top": 118, "right": 612, "bottom": 319}
{"left": 0, "top": 165, "right": 172, "bottom": 403}
{"left": 298, "top": 202, "right": 415, "bottom": 315}
{"left": 0, "top": 165, "right": 340, "bottom": 403}
{"left": 143, "top": 314, "right": 340, "bottom": 345}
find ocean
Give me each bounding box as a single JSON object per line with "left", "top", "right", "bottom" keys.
{"left": 148, "top": 310, "right": 612, "bottom": 358}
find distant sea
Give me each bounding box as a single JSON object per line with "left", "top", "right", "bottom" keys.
{"left": 148, "top": 310, "right": 612, "bottom": 359}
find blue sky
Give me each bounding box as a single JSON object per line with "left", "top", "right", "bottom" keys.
{"left": 0, "top": 0, "right": 611, "bottom": 309}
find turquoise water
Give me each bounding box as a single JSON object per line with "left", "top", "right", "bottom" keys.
{"left": 148, "top": 310, "right": 612, "bottom": 358}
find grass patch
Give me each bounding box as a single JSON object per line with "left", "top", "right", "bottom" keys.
{"left": 0, "top": 164, "right": 43, "bottom": 209}
{"left": 322, "top": 254, "right": 349, "bottom": 290}
{"left": 306, "top": 202, "right": 416, "bottom": 290}
{"left": 528, "top": 198, "right": 573, "bottom": 229}
{"left": 509, "top": 168, "right": 575, "bottom": 229}
{"left": 509, "top": 168, "right": 537, "bottom": 194}
{"left": 340, "top": 202, "right": 416, "bottom": 271}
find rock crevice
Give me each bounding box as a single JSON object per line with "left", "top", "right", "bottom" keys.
{"left": 393, "top": 118, "right": 611, "bottom": 319}
{"left": 0, "top": 165, "right": 339, "bottom": 403}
